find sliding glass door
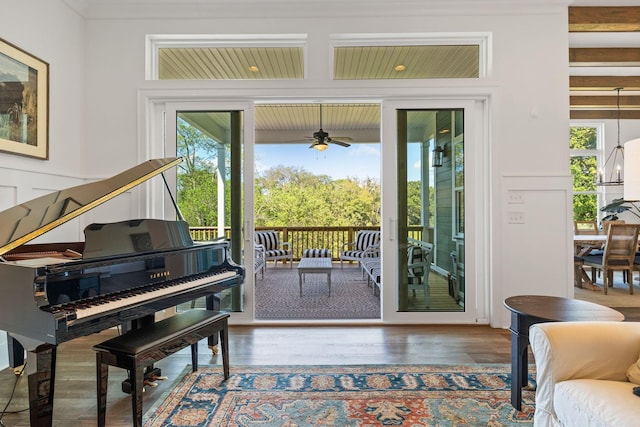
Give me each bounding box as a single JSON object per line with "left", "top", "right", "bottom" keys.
{"left": 381, "top": 100, "right": 480, "bottom": 324}
{"left": 164, "top": 102, "right": 253, "bottom": 318}
{"left": 396, "top": 109, "right": 464, "bottom": 312}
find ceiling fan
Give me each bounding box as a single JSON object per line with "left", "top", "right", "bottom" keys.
{"left": 306, "top": 105, "right": 352, "bottom": 151}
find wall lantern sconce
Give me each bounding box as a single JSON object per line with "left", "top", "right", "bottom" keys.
{"left": 432, "top": 145, "right": 444, "bottom": 167}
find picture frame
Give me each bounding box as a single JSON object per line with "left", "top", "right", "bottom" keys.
{"left": 0, "top": 38, "right": 49, "bottom": 160}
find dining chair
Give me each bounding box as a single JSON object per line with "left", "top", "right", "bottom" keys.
{"left": 582, "top": 223, "right": 640, "bottom": 295}
{"left": 574, "top": 220, "right": 599, "bottom": 235}
{"left": 602, "top": 219, "right": 625, "bottom": 235}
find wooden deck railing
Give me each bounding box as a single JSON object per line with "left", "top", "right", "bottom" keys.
{"left": 189, "top": 226, "right": 433, "bottom": 261}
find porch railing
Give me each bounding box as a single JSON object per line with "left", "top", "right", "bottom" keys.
{"left": 189, "top": 226, "right": 433, "bottom": 261}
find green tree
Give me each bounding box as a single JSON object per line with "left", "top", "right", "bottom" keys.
{"left": 176, "top": 117, "right": 230, "bottom": 226}
{"left": 254, "top": 165, "right": 381, "bottom": 227}
{"left": 570, "top": 126, "right": 598, "bottom": 221}
{"left": 176, "top": 119, "right": 432, "bottom": 229}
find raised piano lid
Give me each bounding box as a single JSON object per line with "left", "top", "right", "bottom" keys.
{"left": 0, "top": 157, "right": 183, "bottom": 256}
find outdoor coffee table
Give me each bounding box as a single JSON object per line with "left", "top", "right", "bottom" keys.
{"left": 297, "top": 257, "right": 332, "bottom": 296}
{"left": 503, "top": 295, "right": 624, "bottom": 411}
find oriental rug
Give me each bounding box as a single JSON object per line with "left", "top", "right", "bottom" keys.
{"left": 144, "top": 364, "right": 535, "bottom": 426}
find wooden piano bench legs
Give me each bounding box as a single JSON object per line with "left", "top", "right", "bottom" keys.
{"left": 93, "top": 310, "right": 230, "bottom": 427}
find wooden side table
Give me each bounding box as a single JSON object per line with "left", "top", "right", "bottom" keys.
{"left": 503, "top": 295, "right": 624, "bottom": 411}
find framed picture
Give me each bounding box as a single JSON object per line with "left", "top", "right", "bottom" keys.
{"left": 0, "top": 38, "right": 49, "bottom": 160}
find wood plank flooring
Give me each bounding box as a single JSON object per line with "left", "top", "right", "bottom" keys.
{"left": 0, "top": 325, "right": 513, "bottom": 426}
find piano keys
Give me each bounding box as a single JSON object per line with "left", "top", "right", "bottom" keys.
{"left": 0, "top": 158, "right": 245, "bottom": 426}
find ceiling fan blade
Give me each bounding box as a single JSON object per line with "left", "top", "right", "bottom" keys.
{"left": 330, "top": 136, "right": 353, "bottom": 142}
{"left": 329, "top": 138, "right": 351, "bottom": 147}
{"left": 281, "top": 137, "right": 315, "bottom": 143}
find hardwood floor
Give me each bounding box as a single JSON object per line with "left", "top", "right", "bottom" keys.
{"left": 0, "top": 325, "right": 513, "bottom": 426}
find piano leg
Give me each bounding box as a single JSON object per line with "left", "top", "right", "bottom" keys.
{"left": 8, "top": 335, "right": 25, "bottom": 370}
{"left": 27, "top": 343, "right": 57, "bottom": 427}
{"left": 206, "top": 293, "right": 221, "bottom": 353}
{"left": 97, "top": 360, "right": 109, "bottom": 426}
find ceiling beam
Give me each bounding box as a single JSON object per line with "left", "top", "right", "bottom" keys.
{"left": 570, "top": 96, "right": 640, "bottom": 108}
{"left": 570, "top": 110, "right": 640, "bottom": 120}
{"left": 569, "top": 48, "right": 640, "bottom": 65}
{"left": 568, "top": 6, "right": 640, "bottom": 121}
{"left": 569, "top": 7, "right": 640, "bottom": 32}
{"left": 570, "top": 76, "right": 640, "bottom": 91}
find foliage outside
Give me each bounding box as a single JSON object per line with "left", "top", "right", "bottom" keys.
{"left": 570, "top": 126, "right": 598, "bottom": 221}
{"left": 176, "top": 118, "right": 433, "bottom": 228}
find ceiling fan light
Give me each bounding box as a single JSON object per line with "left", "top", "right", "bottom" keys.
{"left": 313, "top": 142, "right": 329, "bottom": 151}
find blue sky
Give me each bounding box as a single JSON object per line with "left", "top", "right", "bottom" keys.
{"left": 255, "top": 143, "right": 423, "bottom": 181}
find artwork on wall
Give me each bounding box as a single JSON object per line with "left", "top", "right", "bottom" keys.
{"left": 0, "top": 38, "right": 49, "bottom": 160}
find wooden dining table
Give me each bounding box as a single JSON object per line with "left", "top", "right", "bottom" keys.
{"left": 573, "top": 234, "right": 606, "bottom": 256}
{"left": 573, "top": 234, "right": 607, "bottom": 290}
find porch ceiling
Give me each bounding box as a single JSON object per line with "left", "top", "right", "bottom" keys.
{"left": 180, "top": 104, "right": 438, "bottom": 146}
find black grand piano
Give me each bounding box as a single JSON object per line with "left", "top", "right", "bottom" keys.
{"left": 0, "top": 157, "right": 245, "bottom": 426}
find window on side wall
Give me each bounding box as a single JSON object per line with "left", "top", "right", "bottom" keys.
{"left": 570, "top": 124, "right": 601, "bottom": 222}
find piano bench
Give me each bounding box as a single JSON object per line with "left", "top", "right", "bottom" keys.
{"left": 93, "top": 309, "right": 230, "bottom": 427}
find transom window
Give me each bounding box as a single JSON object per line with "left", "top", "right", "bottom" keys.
{"left": 147, "top": 34, "right": 307, "bottom": 80}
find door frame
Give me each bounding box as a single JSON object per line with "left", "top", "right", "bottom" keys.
{"left": 140, "top": 89, "right": 494, "bottom": 325}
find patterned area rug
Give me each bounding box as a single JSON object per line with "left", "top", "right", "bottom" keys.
{"left": 145, "top": 365, "right": 535, "bottom": 426}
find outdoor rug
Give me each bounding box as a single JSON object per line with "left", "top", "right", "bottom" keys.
{"left": 255, "top": 265, "right": 381, "bottom": 320}
{"left": 144, "top": 364, "right": 535, "bottom": 426}
{"left": 254, "top": 264, "right": 461, "bottom": 320}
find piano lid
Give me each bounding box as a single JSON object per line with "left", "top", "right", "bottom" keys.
{"left": 0, "top": 157, "right": 183, "bottom": 256}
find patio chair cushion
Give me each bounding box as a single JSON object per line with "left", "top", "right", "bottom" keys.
{"left": 254, "top": 230, "right": 293, "bottom": 268}
{"left": 303, "top": 248, "right": 332, "bottom": 258}
{"left": 255, "top": 230, "right": 281, "bottom": 251}
{"left": 339, "top": 230, "right": 380, "bottom": 268}
{"left": 355, "top": 230, "right": 381, "bottom": 251}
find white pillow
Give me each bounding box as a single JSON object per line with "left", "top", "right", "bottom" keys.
{"left": 626, "top": 355, "right": 640, "bottom": 384}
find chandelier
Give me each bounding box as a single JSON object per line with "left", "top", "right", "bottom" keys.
{"left": 597, "top": 88, "right": 624, "bottom": 186}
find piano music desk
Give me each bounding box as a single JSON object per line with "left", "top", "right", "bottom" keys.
{"left": 93, "top": 310, "right": 230, "bottom": 427}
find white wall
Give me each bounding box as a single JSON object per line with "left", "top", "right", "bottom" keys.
{"left": 0, "top": 0, "right": 86, "bottom": 219}
{"left": 82, "top": 0, "right": 572, "bottom": 328}
{"left": 0, "top": 0, "right": 87, "bottom": 370}
{"left": 0, "top": 0, "right": 573, "bottom": 368}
